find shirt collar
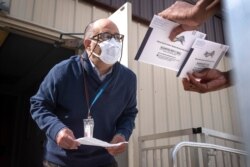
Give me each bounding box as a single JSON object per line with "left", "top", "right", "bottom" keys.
{"left": 89, "top": 59, "right": 113, "bottom": 81}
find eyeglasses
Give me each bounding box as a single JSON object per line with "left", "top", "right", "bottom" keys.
{"left": 90, "top": 32, "right": 124, "bottom": 43}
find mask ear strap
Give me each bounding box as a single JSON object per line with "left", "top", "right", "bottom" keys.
{"left": 92, "top": 52, "right": 101, "bottom": 58}
{"left": 118, "top": 40, "right": 124, "bottom": 63}
{"left": 89, "top": 40, "right": 99, "bottom": 58}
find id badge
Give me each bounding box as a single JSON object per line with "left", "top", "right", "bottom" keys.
{"left": 83, "top": 117, "right": 94, "bottom": 137}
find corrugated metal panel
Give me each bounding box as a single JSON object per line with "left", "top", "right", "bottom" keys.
{"left": 53, "top": 0, "right": 75, "bottom": 32}
{"left": 74, "top": 1, "right": 93, "bottom": 32}
{"left": 153, "top": 68, "right": 169, "bottom": 133}
{"left": 32, "top": 0, "right": 57, "bottom": 27}
{"left": 10, "top": 0, "right": 35, "bottom": 20}
{"left": 9, "top": 0, "right": 111, "bottom": 33}
{"left": 111, "top": 0, "right": 127, "bottom": 7}
{"left": 5, "top": 1, "right": 242, "bottom": 167}
{"left": 131, "top": 0, "right": 140, "bottom": 19}
{"left": 139, "top": 0, "right": 153, "bottom": 20}
{"left": 128, "top": 21, "right": 240, "bottom": 166}
{"left": 152, "top": 0, "right": 166, "bottom": 14}
{"left": 82, "top": 0, "right": 178, "bottom": 22}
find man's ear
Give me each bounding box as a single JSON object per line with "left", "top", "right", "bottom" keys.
{"left": 83, "top": 39, "right": 91, "bottom": 50}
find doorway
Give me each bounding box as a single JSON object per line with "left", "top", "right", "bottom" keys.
{"left": 0, "top": 30, "right": 75, "bottom": 167}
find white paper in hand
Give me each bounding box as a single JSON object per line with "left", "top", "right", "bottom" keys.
{"left": 75, "top": 137, "right": 128, "bottom": 148}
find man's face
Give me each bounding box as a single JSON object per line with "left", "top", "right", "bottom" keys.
{"left": 91, "top": 21, "right": 119, "bottom": 53}
{"left": 85, "top": 19, "right": 123, "bottom": 65}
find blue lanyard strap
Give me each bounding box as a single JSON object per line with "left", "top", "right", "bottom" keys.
{"left": 80, "top": 55, "right": 112, "bottom": 118}
{"left": 90, "top": 79, "right": 111, "bottom": 109}
{"left": 86, "top": 76, "right": 111, "bottom": 118}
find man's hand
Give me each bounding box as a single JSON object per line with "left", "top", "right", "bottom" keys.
{"left": 56, "top": 128, "right": 80, "bottom": 149}
{"left": 106, "top": 134, "right": 127, "bottom": 156}
{"left": 158, "top": 0, "right": 220, "bottom": 40}
{"left": 158, "top": 1, "right": 204, "bottom": 40}
{"left": 182, "top": 69, "right": 231, "bottom": 93}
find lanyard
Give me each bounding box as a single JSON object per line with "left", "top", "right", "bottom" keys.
{"left": 81, "top": 56, "right": 111, "bottom": 118}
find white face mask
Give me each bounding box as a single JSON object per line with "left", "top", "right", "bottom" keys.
{"left": 92, "top": 38, "right": 122, "bottom": 65}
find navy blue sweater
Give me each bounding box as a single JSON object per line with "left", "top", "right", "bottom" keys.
{"left": 30, "top": 53, "right": 138, "bottom": 167}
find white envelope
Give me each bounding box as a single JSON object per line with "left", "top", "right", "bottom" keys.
{"left": 75, "top": 137, "right": 128, "bottom": 148}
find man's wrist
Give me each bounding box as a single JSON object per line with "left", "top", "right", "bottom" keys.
{"left": 115, "top": 133, "right": 126, "bottom": 141}
{"left": 196, "top": 0, "right": 220, "bottom": 20}
{"left": 224, "top": 70, "right": 233, "bottom": 87}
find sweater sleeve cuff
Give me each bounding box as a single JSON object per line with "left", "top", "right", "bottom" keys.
{"left": 116, "top": 129, "right": 131, "bottom": 141}
{"left": 48, "top": 122, "right": 67, "bottom": 140}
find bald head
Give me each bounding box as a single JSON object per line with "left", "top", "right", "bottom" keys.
{"left": 93, "top": 19, "right": 119, "bottom": 35}
{"left": 84, "top": 18, "right": 119, "bottom": 40}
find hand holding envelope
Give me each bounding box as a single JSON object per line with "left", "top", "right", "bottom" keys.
{"left": 135, "top": 15, "right": 229, "bottom": 78}
{"left": 75, "top": 137, "right": 128, "bottom": 148}
{"left": 106, "top": 134, "right": 127, "bottom": 156}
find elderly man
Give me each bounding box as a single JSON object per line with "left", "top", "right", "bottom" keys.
{"left": 30, "top": 18, "right": 138, "bottom": 167}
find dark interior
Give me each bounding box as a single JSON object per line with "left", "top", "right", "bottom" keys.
{"left": 0, "top": 30, "right": 75, "bottom": 167}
